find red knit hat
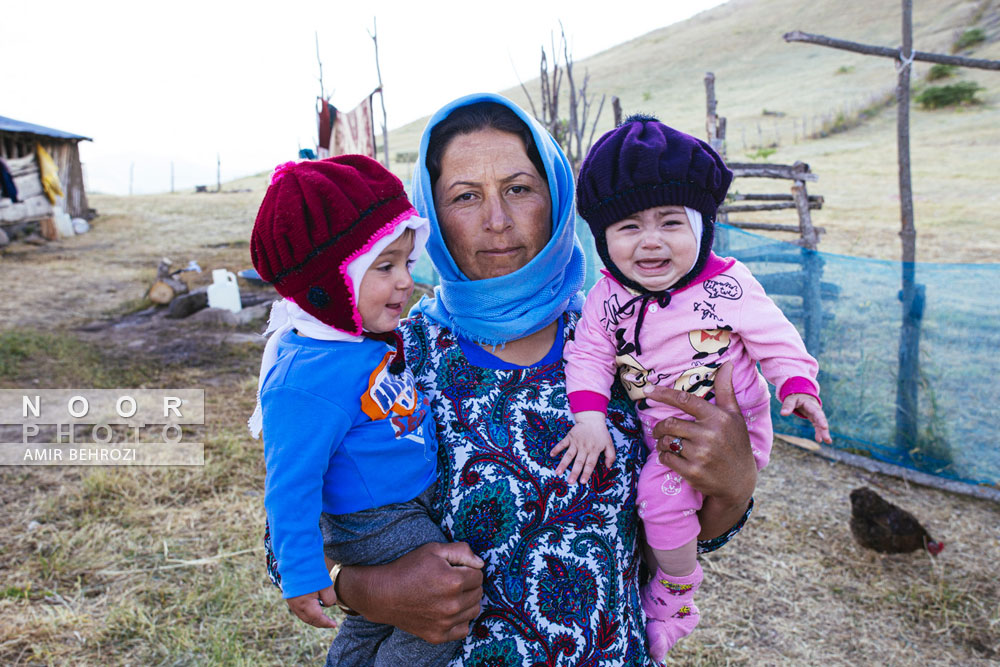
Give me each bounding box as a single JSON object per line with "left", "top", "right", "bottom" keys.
{"left": 250, "top": 155, "right": 417, "bottom": 335}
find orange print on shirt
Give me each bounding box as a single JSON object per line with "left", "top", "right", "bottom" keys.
{"left": 360, "top": 350, "right": 417, "bottom": 421}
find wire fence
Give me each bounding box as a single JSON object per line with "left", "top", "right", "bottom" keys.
{"left": 713, "top": 224, "right": 998, "bottom": 487}
{"left": 412, "top": 219, "right": 999, "bottom": 487}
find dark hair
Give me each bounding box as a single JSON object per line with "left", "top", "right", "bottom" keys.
{"left": 425, "top": 101, "right": 548, "bottom": 188}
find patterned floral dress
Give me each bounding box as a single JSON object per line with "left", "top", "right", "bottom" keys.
{"left": 400, "top": 311, "right": 652, "bottom": 666}
{"left": 262, "top": 310, "right": 749, "bottom": 664}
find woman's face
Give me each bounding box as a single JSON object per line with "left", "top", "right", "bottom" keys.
{"left": 432, "top": 128, "right": 551, "bottom": 280}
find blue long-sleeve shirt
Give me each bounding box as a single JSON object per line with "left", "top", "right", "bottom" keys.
{"left": 261, "top": 331, "right": 438, "bottom": 598}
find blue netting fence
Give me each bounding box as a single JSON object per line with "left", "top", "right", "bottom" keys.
{"left": 411, "top": 219, "right": 1000, "bottom": 487}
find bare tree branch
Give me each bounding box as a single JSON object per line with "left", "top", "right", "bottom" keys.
{"left": 510, "top": 54, "right": 539, "bottom": 118}
{"left": 587, "top": 94, "right": 606, "bottom": 154}
{"left": 519, "top": 22, "right": 607, "bottom": 173}
{"left": 563, "top": 24, "right": 579, "bottom": 164}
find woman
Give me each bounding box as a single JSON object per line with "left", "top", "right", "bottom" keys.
{"left": 328, "top": 93, "right": 757, "bottom": 665}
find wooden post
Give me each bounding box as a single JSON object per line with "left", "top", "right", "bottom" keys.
{"left": 66, "top": 142, "right": 88, "bottom": 217}
{"left": 369, "top": 19, "right": 390, "bottom": 168}
{"left": 895, "top": 0, "right": 920, "bottom": 454}
{"left": 216, "top": 154, "right": 221, "bottom": 193}
{"left": 791, "top": 180, "right": 820, "bottom": 249}
{"left": 704, "top": 72, "right": 725, "bottom": 156}
{"left": 705, "top": 72, "right": 717, "bottom": 141}
{"left": 793, "top": 179, "right": 823, "bottom": 354}
{"left": 612, "top": 96, "right": 622, "bottom": 126}
{"left": 315, "top": 32, "right": 327, "bottom": 158}
{"left": 315, "top": 32, "right": 325, "bottom": 102}
{"left": 782, "top": 9, "right": 999, "bottom": 456}
{"left": 705, "top": 71, "right": 729, "bottom": 248}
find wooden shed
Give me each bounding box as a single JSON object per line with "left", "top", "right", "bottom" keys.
{"left": 0, "top": 115, "right": 92, "bottom": 231}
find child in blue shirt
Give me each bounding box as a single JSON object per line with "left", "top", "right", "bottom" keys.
{"left": 248, "top": 156, "right": 480, "bottom": 664}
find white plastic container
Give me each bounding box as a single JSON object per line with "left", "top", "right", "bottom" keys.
{"left": 207, "top": 269, "right": 242, "bottom": 313}
{"left": 53, "top": 206, "right": 75, "bottom": 238}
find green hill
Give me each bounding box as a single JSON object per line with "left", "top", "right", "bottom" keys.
{"left": 387, "top": 0, "right": 999, "bottom": 262}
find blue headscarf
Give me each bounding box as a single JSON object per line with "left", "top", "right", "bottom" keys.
{"left": 410, "top": 93, "right": 585, "bottom": 345}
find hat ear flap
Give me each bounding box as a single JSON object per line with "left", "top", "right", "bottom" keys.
{"left": 681, "top": 215, "right": 716, "bottom": 289}
{"left": 292, "top": 266, "right": 363, "bottom": 336}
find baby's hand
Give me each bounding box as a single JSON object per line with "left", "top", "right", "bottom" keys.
{"left": 780, "top": 393, "right": 832, "bottom": 444}
{"left": 549, "top": 412, "right": 616, "bottom": 485}
{"left": 286, "top": 584, "right": 338, "bottom": 629}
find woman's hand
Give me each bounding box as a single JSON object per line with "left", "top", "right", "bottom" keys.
{"left": 643, "top": 362, "right": 756, "bottom": 539}
{"left": 335, "top": 541, "right": 484, "bottom": 644}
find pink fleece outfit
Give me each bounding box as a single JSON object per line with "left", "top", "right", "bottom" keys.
{"left": 565, "top": 252, "right": 819, "bottom": 550}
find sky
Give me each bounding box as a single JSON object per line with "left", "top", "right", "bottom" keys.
{"left": 2, "top": 0, "right": 726, "bottom": 195}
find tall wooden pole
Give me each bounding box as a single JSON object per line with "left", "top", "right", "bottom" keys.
{"left": 315, "top": 32, "right": 325, "bottom": 102}
{"left": 705, "top": 72, "right": 723, "bottom": 155}
{"left": 315, "top": 32, "right": 326, "bottom": 156}
{"left": 783, "top": 2, "right": 999, "bottom": 459}
{"left": 370, "top": 18, "right": 390, "bottom": 168}
{"left": 895, "top": 0, "right": 921, "bottom": 453}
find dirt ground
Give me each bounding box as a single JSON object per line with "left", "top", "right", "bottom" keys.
{"left": 0, "top": 192, "right": 998, "bottom": 665}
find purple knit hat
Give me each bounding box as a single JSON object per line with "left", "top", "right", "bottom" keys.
{"left": 577, "top": 114, "right": 733, "bottom": 294}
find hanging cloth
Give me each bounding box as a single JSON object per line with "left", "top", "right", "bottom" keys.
{"left": 0, "top": 158, "right": 17, "bottom": 202}
{"left": 36, "top": 144, "right": 64, "bottom": 204}
{"left": 317, "top": 98, "right": 335, "bottom": 154}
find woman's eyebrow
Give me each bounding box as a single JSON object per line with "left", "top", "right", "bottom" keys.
{"left": 443, "top": 179, "right": 480, "bottom": 192}
{"left": 442, "top": 171, "right": 540, "bottom": 193}
{"left": 500, "top": 171, "right": 537, "bottom": 183}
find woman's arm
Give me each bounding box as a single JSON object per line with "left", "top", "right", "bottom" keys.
{"left": 334, "top": 541, "right": 484, "bottom": 644}
{"left": 643, "top": 362, "right": 756, "bottom": 540}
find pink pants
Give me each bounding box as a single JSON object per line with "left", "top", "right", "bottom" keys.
{"left": 637, "top": 398, "right": 773, "bottom": 551}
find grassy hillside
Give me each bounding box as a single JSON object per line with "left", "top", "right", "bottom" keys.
{"left": 387, "top": 0, "right": 1000, "bottom": 262}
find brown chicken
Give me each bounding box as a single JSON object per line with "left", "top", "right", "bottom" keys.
{"left": 849, "top": 487, "right": 945, "bottom": 556}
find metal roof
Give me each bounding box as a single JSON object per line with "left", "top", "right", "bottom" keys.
{"left": 0, "top": 115, "right": 91, "bottom": 141}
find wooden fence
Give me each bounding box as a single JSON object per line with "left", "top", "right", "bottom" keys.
{"left": 706, "top": 73, "right": 838, "bottom": 354}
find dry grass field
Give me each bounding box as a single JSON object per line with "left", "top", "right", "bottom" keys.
{"left": 0, "top": 192, "right": 997, "bottom": 666}
{"left": 2, "top": 0, "right": 999, "bottom": 664}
